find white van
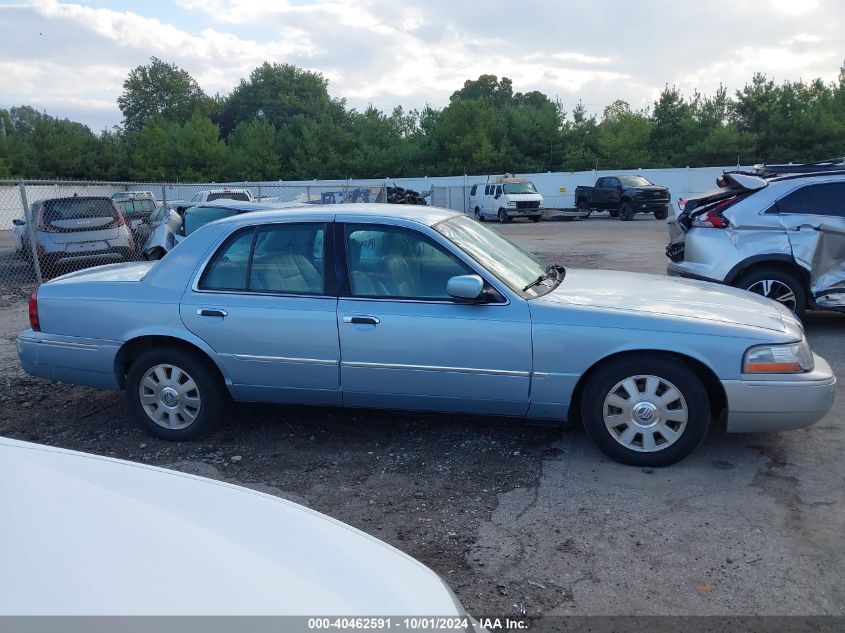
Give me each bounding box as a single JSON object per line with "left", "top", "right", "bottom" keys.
{"left": 468, "top": 176, "right": 544, "bottom": 223}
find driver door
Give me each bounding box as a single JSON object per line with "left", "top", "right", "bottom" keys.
{"left": 336, "top": 222, "right": 532, "bottom": 415}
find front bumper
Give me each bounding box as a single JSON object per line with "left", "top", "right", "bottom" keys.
{"left": 505, "top": 208, "right": 542, "bottom": 217}
{"left": 17, "top": 330, "right": 122, "bottom": 390}
{"left": 722, "top": 353, "right": 836, "bottom": 432}
{"left": 634, "top": 200, "right": 669, "bottom": 212}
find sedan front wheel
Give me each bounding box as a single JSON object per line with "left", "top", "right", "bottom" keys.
{"left": 581, "top": 357, "right": 710, "bottom": 466}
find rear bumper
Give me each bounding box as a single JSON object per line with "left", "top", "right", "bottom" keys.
{"left": 722, "top": 354, "right": 836, "bottom": 432}
{"left": 17, "top": 330, "right": 122, "bottom": 390}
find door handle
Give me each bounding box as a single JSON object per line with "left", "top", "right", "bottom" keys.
{"left": 342, "top": 315, "right": 380, "bottom": 325}
{"left": 791, "top": 224, "right": 820, "bottom": 231}
{"left": 198, "top": 308, "right": 228, "bottom": 317}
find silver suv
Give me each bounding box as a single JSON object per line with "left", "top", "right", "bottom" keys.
{"left": 16, "top": 196, "right": 135, "bottom": 270}
{"left": 666, "top": 162, "right": 845, "bottom": 318}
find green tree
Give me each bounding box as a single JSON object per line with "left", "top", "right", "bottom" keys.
{"left": 596, "top": 100, "right": 653, "bottom": 168}
{"left": 118, "top": 57, "right": 210, "bottom": 133}
{"left": 225, "top": 119, "right": 280, "bottom": 180}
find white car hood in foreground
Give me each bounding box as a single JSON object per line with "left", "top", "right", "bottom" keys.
{"left": 536, "top": 268, "right": 792, "bottom": 334}
{"left": 0, "top": 438, "right": 461, "bottom": 616}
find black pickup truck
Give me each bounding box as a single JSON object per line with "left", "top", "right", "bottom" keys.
{"left": 574, "top": 175, "right": 670, "bottom": 220}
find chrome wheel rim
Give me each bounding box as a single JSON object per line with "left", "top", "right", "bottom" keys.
{"left": 603, "top": 374, "right": 688, "bottom": 453}
{"left": 745, "top": 279, "right": 797, "bottom": 311}
{"left": 139, "top": 364, "right": 201, "bottom": 430}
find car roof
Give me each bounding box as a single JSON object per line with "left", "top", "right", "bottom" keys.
{"left": 213, "top": 203, "right": 459, "bottom": 227}
{"left": 186, "top": 200, "right": 294, "bottom": 213}
{"left": 30, "top": 196, "right": 113, "bottom": 206}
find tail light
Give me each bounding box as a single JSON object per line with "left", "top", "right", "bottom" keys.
{"left": 37, "top": 208, "right": 59, "bottom": 233}
{"left": 29, "top": 289, "right": 40, "bottom": 332}
{"left": 106, "top": 203, "right": 127, "bottom": 229}
{"left": 691, "top": 194, "right": 746, "bottom": 229}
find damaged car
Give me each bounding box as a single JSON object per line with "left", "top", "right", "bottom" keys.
{"left": 666, "top": 164, "right": 845, "bottom": 318}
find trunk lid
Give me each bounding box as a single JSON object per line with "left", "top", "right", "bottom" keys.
{"left": 48, "top": 261, "right": 155, "bottom": 285}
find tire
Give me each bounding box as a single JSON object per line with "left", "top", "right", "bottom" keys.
{"left": 498, "top": 209, "right": 510, "bottom": 224}
{"left": 609, "top": 208, "right": 619, "bottom": 218}
{"left": 619, "top": 201, "right": 635, "bottom": 221}
{"left": 126, "top": 346, "right": 227, "bottom": 441}
{"left": 577, "top": 200, "right": 592, "bottom": 218}
{"left": 734, "top": 268, "right": 807, "bottom": 319}
{"left": 653, "top": 206, "right": 669, "bottom": 220}
{"left": 580, "top": 356, "right": 710, "bottom": 467}
{"left": 475, "top": 206, "right": 484, "bottom": 222}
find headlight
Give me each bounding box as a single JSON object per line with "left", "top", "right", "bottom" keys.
{"left": 538, "top": 201, "right": 545, "bottom": 207}
{"left": 507, "top": 201, "right": 516, "bottom": 207}
{"left": 744, "top": 341, "right": 814, "bottom": 374}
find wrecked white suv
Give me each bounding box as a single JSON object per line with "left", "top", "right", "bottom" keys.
{"left": 666, "top": 163, "right": 845, "bottom": 318}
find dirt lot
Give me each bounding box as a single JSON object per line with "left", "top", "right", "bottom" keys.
{"left": 0, "top": 213, "right": 843, "bottom": 620}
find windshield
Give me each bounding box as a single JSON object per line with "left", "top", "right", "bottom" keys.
{"left": 207, "top": 192, "right": 250, "bottom": 202}
{"left": 502, "top": 182, "right": 537, "bottom": 194}
{"left": 618, "top": 176, "right": 653, "bottom": 187}
{"left": 434, "top": 215, "right": 554, "bottom": 297}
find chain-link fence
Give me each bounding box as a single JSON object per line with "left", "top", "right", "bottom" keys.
{"left": 0, "top": 180, "right": 402, "bottom": 297}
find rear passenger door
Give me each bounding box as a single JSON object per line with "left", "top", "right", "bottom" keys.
{"left": 180, "top": 219, "right": 341, "bottom": 405}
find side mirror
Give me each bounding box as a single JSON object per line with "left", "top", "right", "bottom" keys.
{"left": 12, "top": 219, "right": 25, "bottom": 226}
{"left": 165, "top": 209, "right": 183, "bottom": 233}
{"left": 447, "top": 274, "right": 485, "bottom": 301}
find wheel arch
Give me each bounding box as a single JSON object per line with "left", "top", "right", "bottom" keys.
{"left": 567, "top": 349, "right": 727, "bottom": 429}
{"left": 115, "top": 333, "right": 228, "bottom": 392}
{"left": 723, "top": 255, "right": 809, "bottom": 288}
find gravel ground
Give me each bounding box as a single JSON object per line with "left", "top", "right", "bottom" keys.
{"left": 0, "top": 213, "right": 843, "bottom": 621}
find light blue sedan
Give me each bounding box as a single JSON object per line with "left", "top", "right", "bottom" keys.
{"left": 17, "top": 205, "right": 836, "bottom": 467}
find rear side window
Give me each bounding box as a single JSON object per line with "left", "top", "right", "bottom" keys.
{"left": 200, "top": 224, "right": 326, "bottom": 295}
{"left": 249, "top": 224, "right": 325, "bottom": 294}
{"left": 470, "top": 185, "right": 477, "bottom": 196}
{"left": 201, "top": 229, "right": 254, "bottom": 291}
{"left": 777, "top": 183, "right": 845, "bottom": 217}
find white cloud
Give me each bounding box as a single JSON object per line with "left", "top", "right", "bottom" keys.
{"left": 0, "top": 0, "right": 841, "bottom": 131}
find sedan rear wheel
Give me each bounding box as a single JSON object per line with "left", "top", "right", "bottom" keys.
{"left": 581, "top": 357, "right": 710, "bottom": 466}
{"left": 127, "top": 347, "right": 226, "bottom": 440}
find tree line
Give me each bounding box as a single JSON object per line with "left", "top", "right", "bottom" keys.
{"left": 1, "top": 56, "right": 844, "bottom": 182}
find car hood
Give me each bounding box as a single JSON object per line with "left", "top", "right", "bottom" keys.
{"left": 0, "top": 438, "right": 461, "bottom": 616}
{"left": 535, "top": 268, "right": 790, "bottom": 333}
{"left": 49, "top": 261, "right": 156, "bottom": 284}
{"left": 631, "top": 185, "right": 668, "bottom": 193}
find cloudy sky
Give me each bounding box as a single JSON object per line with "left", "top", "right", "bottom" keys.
{"left": 0, "top": 0, "right": 842, "bottom": 132}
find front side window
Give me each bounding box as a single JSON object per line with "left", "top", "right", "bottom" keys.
{"left": 346, "top": 225, "right": 471, "bottom": 299}
{"left": 777, "top": 183, "right": 845, "bottom": 217}
{"left": 200, "top": 223, "right": 326, "bottom": 294}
